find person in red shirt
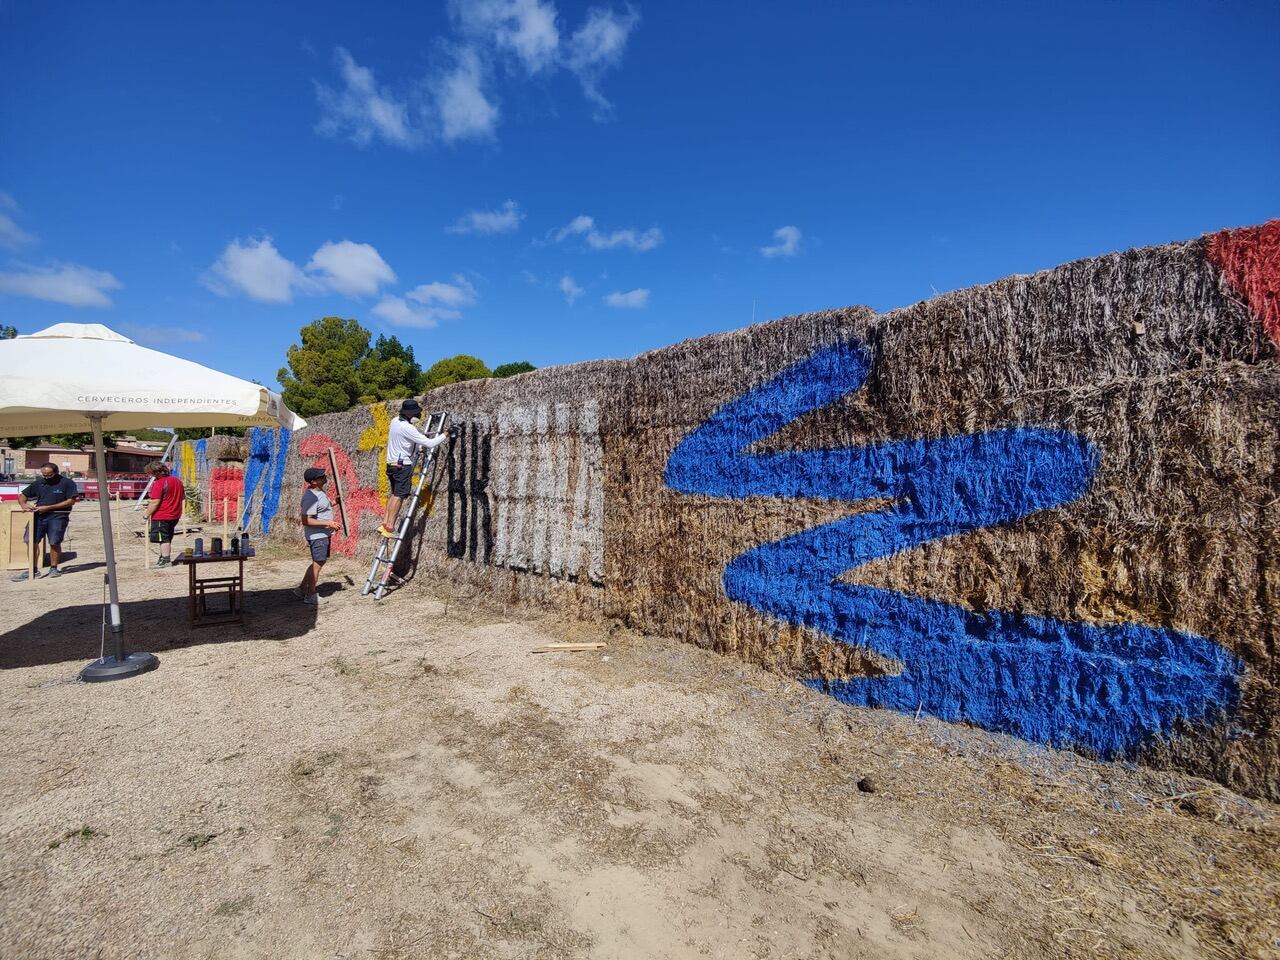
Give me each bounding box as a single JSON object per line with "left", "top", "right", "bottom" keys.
{"left": 143, "top": 461, "right": 186, "bottom": 568}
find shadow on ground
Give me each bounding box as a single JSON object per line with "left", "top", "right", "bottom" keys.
{"left": 0, "top": 587, "right": 323, "bottom": 670}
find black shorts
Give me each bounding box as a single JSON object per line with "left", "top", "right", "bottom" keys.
{"left": 33, "top": 513, "right": 70, "bottom": 547}
{"left": 308, "top": 537, "right": 331, "bottom": 563}
{"left": 150, "top": 519, "right": 178, "bottom": 543}
{"left": 386, "top": 463, "right": 413, "bottom": 498}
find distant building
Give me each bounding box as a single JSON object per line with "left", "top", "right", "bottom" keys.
{"left": 4, "top": 442, "right": 161, "bottom": 476}
{"left": 14, "top": 445, "right": 92, "bottom": 476}
{"left": 101, "top": 446, "right": 164, "bottom": 474}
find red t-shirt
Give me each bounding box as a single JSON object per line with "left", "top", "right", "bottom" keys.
{"left": 149, "top": 475, "right": 185, "bottom": 521}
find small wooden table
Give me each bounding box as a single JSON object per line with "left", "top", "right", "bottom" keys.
{"left": 185, "top": 554, "right": 248, "bottom": 628}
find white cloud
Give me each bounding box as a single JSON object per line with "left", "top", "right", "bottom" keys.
{"left": 447, "top": 199, "right": 523, "bottom": 235}
{"left": 551, "top": 214, "right": 662, "bottom": 252}
{"left": 372, "top": 274, "right": 479, "bottom": 328}
{"left": 204, "top": 236, "right": 314, "bottom": 303}
{"left": 0, "top": 193, "right": 36, "bottom": 251}
{"left": 564, "top": 5, "right": 640, "bottom": 116}
{"left": 315, "top": 48, "right": 417, "bottom": 147}
{"left": 559, "top": 274, "right": 583, "bottom": 304}
{"left": 371, "top": 296, "right": 444, "bottom": 328}
{"left": 306, "top": 240, "right": 397, "bottom": 296}
{"left": 315, "top": 3, "right": 637, "bottom": 152}
{"left": 760, "top": 225, "right": 802, "bottom": 258}
{"left": 119, "top": 323, "right": 206, "bottom": 345}
{"left": 604, "top": 287, "right": 648, "bottom": 308}
{"left": 453, "top": 0, "right": 560, "bottom": 74}
{"left": 552, "top": 214, "right": 595, "bottom": 243}
{"left": 434, "top": 47, "right": 499, "bottom": 143}
{"left": 0, "top": 263, "right": 122, "bottom": 308}
{"left": 408, "top": 275, "right": 478, "bottom": 307}
{"left": 205, "top": 236, "right": 399, "bottom": 302}
{"left": 587, "top": 226, "right": 662, "bottom": 251}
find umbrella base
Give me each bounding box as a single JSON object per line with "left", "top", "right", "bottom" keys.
{"left": 80, "top": 652, "right": 160, "bottom": 683}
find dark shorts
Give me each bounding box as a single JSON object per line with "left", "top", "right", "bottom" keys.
{"left": 150, "top": 519, "right": 178, "bottom": 543}
{"left": 308, "top": 537, "right": 331, "bottom": 563}
{"left": 387, "top": 463, "right": 413, "bottom": 498}
{"left": 33, "top": 512, "right": 70, "bottom": 547}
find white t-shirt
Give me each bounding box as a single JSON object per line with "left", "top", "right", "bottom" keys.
{"left": 386, "top": 416, "right": 446, "bottom": 466}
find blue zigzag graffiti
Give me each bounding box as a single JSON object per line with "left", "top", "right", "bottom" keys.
{"left": 664, "top": 342, "right": 1241, "bottom": 756}
{"left": 243, "top": 427, "right": 290, "bottom": 535}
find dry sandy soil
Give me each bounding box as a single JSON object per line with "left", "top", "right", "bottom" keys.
{"left": 0, "top": 506, "right": 1277, "bottom": 960}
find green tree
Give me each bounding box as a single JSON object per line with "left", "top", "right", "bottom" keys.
{"left": 132, "top": 427, "right": 174, "bottom": 442}
{"left": 359, "top": 334, "right": 422, "bottom": 402}
{"left": 493, "top": 361, "right": 536, "bottom": 378}
{"left": 420, "top": 355, "right": 491, "bottom": 391}
{"left": 47, "top": 433, "right": 119, "bottom": 449}
{"left": 173, "top": 427, "right": 247, "bottom": 441}
{"left": 0, "top": 325, "right": 16, "bottom": 339}
{"left": 277, "top": 317, "right": 422, "bottom": 417}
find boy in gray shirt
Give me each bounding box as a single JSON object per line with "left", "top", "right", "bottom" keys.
{"left": 296, "top": 466, "right": 341, "bottom": 606}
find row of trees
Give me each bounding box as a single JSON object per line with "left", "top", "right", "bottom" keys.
{"left": 277, "top": 316, "right": 534, "bottom": 418}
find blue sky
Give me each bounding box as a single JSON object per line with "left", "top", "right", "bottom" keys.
{"left": 1, "top": 1, "right": 1277, "bottom": 387}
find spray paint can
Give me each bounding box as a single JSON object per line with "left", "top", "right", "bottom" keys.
{"left": 241, "top": 534, "right": 251, "bottom": 556}
{"left": 211, "top": 537, "right": 223, "bottom": 556}
{"left": 194, "top": 538, "right": 204, "bottom": 557}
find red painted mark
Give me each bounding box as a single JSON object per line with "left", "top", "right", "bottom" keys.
{"left": 297, "top": 434, "right": 382, "bottom": 557}
{"left": 209, "top": 467, "right": 244, "bottom": 520}
{"left": 1207, "top": 220, "right": 1280, "bottom": 349}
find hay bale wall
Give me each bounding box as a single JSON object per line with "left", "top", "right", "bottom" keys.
{"left": 177, "top": 221, "right": 1280, "bottom": 799}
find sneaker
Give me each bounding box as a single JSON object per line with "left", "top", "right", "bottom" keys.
{"left": 154, "top": 557, "right": 171, "bottom": 569}
{"left": 46, "top": 567, "right": 63, "bottom": 577}
{"left": 301, "top": 592, "right": 327, "bottom": 606}
{"left": 10, "top": 570, "right": 31, "bottom": 582}
{"left": 377, "top": 525, "right": 394, "bottom": 537}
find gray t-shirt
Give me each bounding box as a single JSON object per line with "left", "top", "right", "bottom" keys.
{"left": 300, "top": 488, "right": 333, "bottom": 541}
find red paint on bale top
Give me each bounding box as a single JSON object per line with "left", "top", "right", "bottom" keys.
{"left": 1207, "top": 220, "right": 1280, "bottom": 348}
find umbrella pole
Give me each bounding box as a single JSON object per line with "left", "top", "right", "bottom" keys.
{"left": 80, "top": 415, "right": 159, "bottom": 683}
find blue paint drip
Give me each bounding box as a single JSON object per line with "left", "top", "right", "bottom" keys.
{"left": 194, "top": 438, "right": 207, "bottom": 496}
{"left": 664, "top": 342, "right": 1241, "bottom": 756}
{"left": 243, "top": 427, "right": 290, "bottom": 534}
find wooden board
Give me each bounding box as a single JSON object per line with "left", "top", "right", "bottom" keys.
{"left": 532, "top": 642, "right": 607, "bottom": 653}
{"left": 327, "top": 447, "right": 348, "bottom": 538}
{"left": 1, "top": 504, "right": 33, "bottom": 570}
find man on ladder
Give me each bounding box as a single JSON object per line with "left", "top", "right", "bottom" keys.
{"left": 378, "top": 399, "right": 447, "bottom": 538}
{"left": 364, "top": 404, "right": 449, "bottom": 599}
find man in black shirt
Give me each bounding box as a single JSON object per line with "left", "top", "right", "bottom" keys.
{"left": 12, "top": 462, "right": 80, "bottom": 580}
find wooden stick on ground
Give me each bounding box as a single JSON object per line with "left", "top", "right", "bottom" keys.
{"left": 532, "top": 642, "right": 607, "bottom": 653}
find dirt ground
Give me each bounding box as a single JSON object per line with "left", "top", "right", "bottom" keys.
{"left": 0, "top": 506, "right": 1277, "bottom": 960}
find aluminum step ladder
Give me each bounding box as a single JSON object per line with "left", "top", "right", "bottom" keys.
{"left": 361, "top": 412, "right": 451, "bottom": 600}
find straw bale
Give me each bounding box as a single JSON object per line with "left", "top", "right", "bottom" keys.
{"left": 206, "top": 435, "right": 249, "bottom": 464}
{"left": 171, "top": 223, "right": 1280, "bottom": 800}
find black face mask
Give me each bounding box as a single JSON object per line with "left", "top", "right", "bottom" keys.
{"left": 43, "top": 473, "right": 59, "bottom": 484}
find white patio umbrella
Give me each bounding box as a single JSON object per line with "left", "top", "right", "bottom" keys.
{"left": 0, "top": 323, "right": 306, "bottom": 681}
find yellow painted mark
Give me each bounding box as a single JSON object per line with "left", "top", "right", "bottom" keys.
{"left": 359, "top": 402, "right": 391, "bottom": 507}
